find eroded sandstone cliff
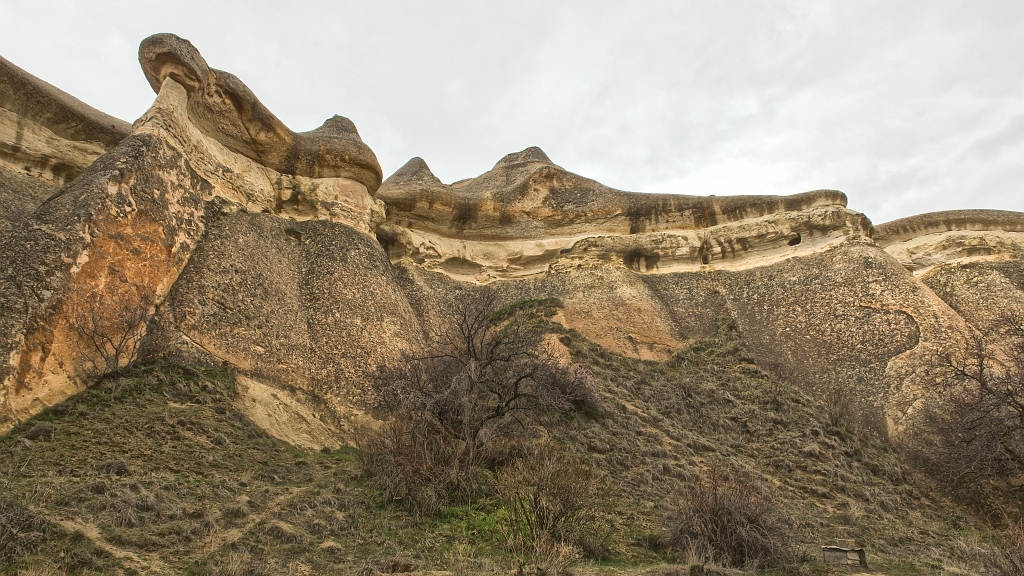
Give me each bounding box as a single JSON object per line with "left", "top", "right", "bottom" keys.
{"left": 876, "top": 210, "right": 1024, "bottom": 337}
{"left": 0, "top": 34, "right": 396, "bottom": 437}
{"left": 0, "top": 55, "right": 131, "bottom": 234}
{"left": 1, "top": 33, "right": 1021, "bottom": 442}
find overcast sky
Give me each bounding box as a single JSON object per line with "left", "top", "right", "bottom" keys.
{"left": 1, "top": 1, "right": 1021, "bottom": 223}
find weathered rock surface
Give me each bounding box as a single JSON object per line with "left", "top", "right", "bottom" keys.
{"left": 140, "top": 208, "right": 423, "bottom": 438}
{"left": 0, "top": 133, "right": 208, "bottom": 432}
{"left": 0, "top": 35, "right": 389, "bottom": 434}
{"left": 877, "top": 210, "right": 1024, "bottom": 336}
{"left": 376, "top": 151, "right": 989, "bottom": 430}
{"left": 139, "top": 33, "right": 383, "bottom": 191}
{"left": 2, "top": 34, "right": 1020, "bottom": 443}
{"left": 0, "top": 55, "right": 131, "bottom": 232}
{"left": 135, "top": 77, "right": 384, "bottom": 233}
{"left": 377, "top": 150, "right": 862, "bottom": 281}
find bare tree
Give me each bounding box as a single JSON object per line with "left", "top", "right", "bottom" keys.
{"left": 371, "top": 293, "right": 595, "bottom": 467}
{"left": 910, "top": 312, "right": 1024, "bottom": 509}
{"left": 65, "top": 283, "right": 155, "bottom": 398}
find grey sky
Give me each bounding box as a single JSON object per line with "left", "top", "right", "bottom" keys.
{"left": 1, "top": 0, "right": 1021, "bottom": 223}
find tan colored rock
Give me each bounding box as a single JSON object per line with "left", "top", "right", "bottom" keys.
{"left": 876, "top": 210, "right": 1024, "bottom": 337}
{"left": 0, "top": 35, "right": 392, "bottom": 435}
{"left": 376, "top": 150, "right": 982, "bottom": 432}
{"left": 0, "top": 34, "right": 1005, "bottom": 447}
{"left": 377, "top": 150, "right": 859, "bottom": 281}
{"left": 135, "top": 78, "right": 384, "bottom": 233}
{"left": 875, "top": 210, "right": 1024, "bottom": 275}
{"left": 139, "top": 33, "right": 383, "bottom": 192}
{"left": 0, "top": 55, "right": 131, "bottom": 232}
{"left": 233, "top": 375, "right": 341, "bottom": 450}
{"left": 140, "top": 209, "right": 424, "bottom": 443}
{"left": 874, "top": 209, "right": 1024, "bottom": 247}
{"left": 379, "top": 148, "right": 846, "bottom": 240}
{"left": 0, "top": 132, "right": 208, "bottom": 433}
{"left": 0, "top": 54, "right": 129, "bottom": 181}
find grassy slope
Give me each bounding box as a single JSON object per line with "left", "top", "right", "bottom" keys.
{"left": 0, "top": 315, "right": 996, "bottom": 575}
{"left": 555, "top": 317, "right": 981, "bottom": 573}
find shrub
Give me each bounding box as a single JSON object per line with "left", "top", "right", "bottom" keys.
{"left": 65, "top": 283, "right": 156, "bottom": 396}
{"left": 24, "top": 422, "right": 56, "bottom": 441}
{"left": 357, "top": 417, "right": 488, "bottom": 515}
{"left": 495, "top": 449, "right": 615, "bottom": 561}
{"left": 905, "top": 315, "right": 1024, "bottom": 517}
{"left": 1, "top": 452, "right": 52, "bottom": 563}
{"left": 666, "top": 466, "right": 792, "bottom": 569}
{"left": 97, "top": 459, "right": 130, "bottom": 476}
{"left": 982, "top": 523, "right": 1024, "bottom": 576}
{"left": 0, "top": 495, "right": 50, "bottom": 562}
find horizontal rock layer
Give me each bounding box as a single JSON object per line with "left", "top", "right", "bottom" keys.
{"left": 0, "top": 55, "right": 131, "bottom": 234}
{"left": 3, "top": 34, "right": 1023, "bottom": 446}
{"left": 378, "top": 149, "right": 860, "bottom": 281}
{"left": 139, "top": 33, "right": 383, "bottom": 192}
{"left": 379, "top": 151, "right": 848, "bottom": 240}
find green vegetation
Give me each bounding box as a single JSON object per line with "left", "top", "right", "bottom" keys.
{"left": 0, "top": 303, "right": 1010, "bottom": 574}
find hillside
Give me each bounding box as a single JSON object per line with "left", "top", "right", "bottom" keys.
{"left": 0, "top": 308, "right": 1008, "bottom": 574}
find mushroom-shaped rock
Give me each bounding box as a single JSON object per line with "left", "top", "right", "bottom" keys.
{"left": 138, "top": 33, "right": 382, "bottom": 192}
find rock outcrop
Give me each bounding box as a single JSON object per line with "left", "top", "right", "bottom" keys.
{"left": 0, "top": 34, "right": 397, "bottom": 436}
{"left": 877, "top": 210, "right": 1024, "bottom": 336}
{"left": 1, "top": 33, "right": 1021, "bottom": 442}
{"left": 139, "top": 33, "right": 382, "bottom": 191}
{"left": 376, "top": 150, "right": 975, "bottom": 429}
{"left": 377, "top": 149, "right": 861, "bottom": 281}
{"left": 0, "top": 133, "right": 208, "bottom": 429}
{"left": 0, "top": 55, "right": 131, "bottom": 233}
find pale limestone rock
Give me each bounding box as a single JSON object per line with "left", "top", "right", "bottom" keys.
{"left": 135, "top": 78, "right": 384, "bottom": 233}
{"left": 377, "top": 149, "right": 867, "bottom": 281}
{"left": 0, "top": 55, "right": 131, "bottom": 233}
{"left": 233, "top": 375, "right": 341, "bottom": 450}
{"left": 876, "top": 210, "right": 1024, "bottom": 341}
{"left": 138, "top": 33, "right": 382, "bottom": 191}
{"left": 0, "top": 54, "right": 129, "bottom": 186}
{"left": 0, "top": 133, "right": 208, "bottom": 433}
{"left": 876, "top": 210, "right": 1024, "bottom": 275}
{"left": 0, "top": 35, "right": 390, "bottom": 435}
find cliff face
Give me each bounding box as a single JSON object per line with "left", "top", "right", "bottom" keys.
{"left": 0, "top": 55, "right": 131, "bottom": 235}
{"left": 375, "top": 150, "right": 972, "bottom": 431}
{"left": 0, "top": 34, "right": 395, "bottom": 437}
{"left": 1, "top": 33, "right": 1021, "bottom": 440}
{"left": 876, "top": 211, "right": 1024, "bottom": 337}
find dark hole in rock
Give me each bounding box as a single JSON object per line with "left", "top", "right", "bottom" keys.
{"left": 644, "top": 252, "right": 661, "bottom": 271}
{"left": 623, "top": 249, "right": 644, "bottom": 271}
{"left": 788, "top": 233, "right": 802, "bottom": 246}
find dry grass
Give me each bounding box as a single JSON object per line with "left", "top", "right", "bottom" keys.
{"left": 665, "top": 465, "right": 791, "bottom": 569}
{"left": 0, "top": 313, "right": 1009, "bottom": 575}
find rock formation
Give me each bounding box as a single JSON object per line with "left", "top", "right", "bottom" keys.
{"left": 1, "top": 33, "right": 1022, "bottom": 443}
{"left": 876, "top": 210, "right": 1024, "bottom": 336}
{"left": 377, "top": 149, "right": 974, "bottom": 430}
{"left": 0, "top": 34, "right": 397, "bottom": 438}
{"left": 138, "top": 33, "right": 382, "bottom": 190}
{"left": 0, "top": 55, "right": 131, "bottom": 234}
